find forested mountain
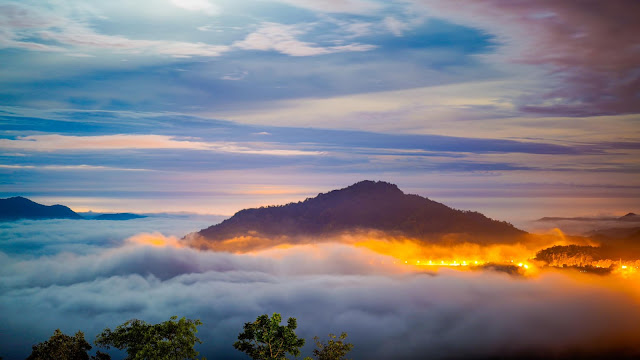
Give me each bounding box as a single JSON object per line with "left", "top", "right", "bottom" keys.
{"left": 191, "top": 181, "right": 526, "bottom": 246}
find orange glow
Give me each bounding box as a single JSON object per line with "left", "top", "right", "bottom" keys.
{"left": 184, "top": 229, "right": 640, "bottom": 282}
{"left": 126, "top": 232, "right": 184, "bottom": 248}
{"left": 352, "top": 237, "right": 543, "bottom": 270}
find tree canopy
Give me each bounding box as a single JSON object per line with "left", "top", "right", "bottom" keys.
{"left": 26, "top": 329, "right": 108, "bottom": 360}
{"left": 307, "top": 333, "right": 353, "bottom": 360}
{"left": 234, "top": 313, "right": 305, "bottom": 360}
{"left": 95, "top": 316, "right": 203, "bottom": 360}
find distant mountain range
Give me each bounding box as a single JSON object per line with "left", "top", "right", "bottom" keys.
{"left": 537, "top": 213, "right": 640, "bottom": 222}
{"left": 91, "top": 213, "right": 147, "bottom": 220}
{"left": 189, "top": 180, "right": 526, "bottom": 248}
{"left": 0, "top": 196, "right": 145, "bottom": 221}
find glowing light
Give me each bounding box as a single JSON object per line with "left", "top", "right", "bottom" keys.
{"left": 518, "top": 263, "right": 523, "bottom": 267}
{"left": 524, "top": 264, "right": 529, "bottom": 269}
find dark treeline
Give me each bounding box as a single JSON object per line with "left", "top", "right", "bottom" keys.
{"left": 19, "top": 313, "right": 353, "bottom": 360}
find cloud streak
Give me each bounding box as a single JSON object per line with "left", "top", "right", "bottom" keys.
{"left": 0, "top": 134, "right": 323, "bottom": 156}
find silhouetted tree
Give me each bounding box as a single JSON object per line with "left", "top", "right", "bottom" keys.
{"left": 27, "top": 329, "right": 98, "bottom": 360}
{"left": 234, "top": 313, "right": 305, "bottom": 360}
{"left": 307, "top": 333, "right": 353, "bottom": 360}
{"left": 95, "top": 316, "right": 203, "bottom": 360}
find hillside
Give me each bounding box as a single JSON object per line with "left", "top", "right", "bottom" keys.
{"left": 190, "top": 181, "right": 526, "bottom": 247}
{"left": 0, "top": 196, "right": 83, "bottom": 221}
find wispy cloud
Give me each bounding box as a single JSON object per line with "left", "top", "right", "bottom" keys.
{"left": 170, "top": 0, "right": 219, "bottom": 15}
{"left": 37, "top": 24, "right": 229, "bottom": 57}
{"left": 265, "top": 0, "right": 383, "bottom": 15}
{"left": 233, "top": 22, "right": 376, "bottom": 56}
{"left": 383, "top": 16, "right": 409, "bottom": 37}
{"left": 0, "top": 164, "right": 149, "bottom": 171}
{"left": 0, "top": 2, "right": 229, "bottom": 57}
{"left": 0, "top": 134, "right": 324, "bottom": 156}
{"left": 221, "top": 71, "right": 249, "bottom": 81}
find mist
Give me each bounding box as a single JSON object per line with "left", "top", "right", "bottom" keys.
{"left": 1, "top": 220, "right": 640, "bottom": 359}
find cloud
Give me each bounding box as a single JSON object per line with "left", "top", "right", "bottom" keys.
{"left": 413, "top": 0, "right": 640, "bottom": 116}
{"left": 0, "top": 134, "right": 324, "bottom": 156}
{"left": 170, "top": 0, "right": 219, "bottom": 15}
{"left": 233, "top": 22, "right": 376, "bottom": 56}
{"left": 37, "top": 24, "right": 229, "bottom": 57}
{"left": 221, "top": 71, "right": 249, "bottom": 81}
{"left": 2, "top": 229, "right": 640, "bottom": 359}
{"left": 383, "top": 16, "right": 409, "bottom": 37}
{"left": 265, "top": 0, "right": 383, "bottom": 15}
{"left": 0, "top": 164, "right": 148, "bottom": 171}
{"left": 0, "top": 2, "right": 229, "bottom": 57}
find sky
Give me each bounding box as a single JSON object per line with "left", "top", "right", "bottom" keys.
{"left": 1, "top": 0, "right": 640, "bottom": 225}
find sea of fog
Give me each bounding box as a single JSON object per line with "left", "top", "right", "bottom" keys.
{"left": 2, "top": 216, "right": 640, "bottom": 359}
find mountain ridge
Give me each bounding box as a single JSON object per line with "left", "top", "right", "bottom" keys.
{"left": 0, "top": 197, "right": 147, "bottom": 221}
{"left": 0, "top": 196, "right": 83, "bottom": 221}
{"left": 190, "top": 180, "right": 526, "bottom": 248}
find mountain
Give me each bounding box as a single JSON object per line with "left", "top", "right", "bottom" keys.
{"left": 92, "top": 213, "right": 147, "bottom": 220}
{"left": 0, "top": 196, "right": 83, "bottom": 221}
{"left": 190, "top": 181, "right": 526, "bottom": 248}
{"left": 537, "top": 213, "right": 640, "bottom": 223}
{"left": 619, "top": 212, "right": 640, "bottom": 222}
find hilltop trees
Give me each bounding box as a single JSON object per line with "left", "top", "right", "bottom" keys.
{"left": 95, "top": 316, "right": 204, "bottom": 360}
{"left": 233, "top": 313, "right": 306, "bottom": 360}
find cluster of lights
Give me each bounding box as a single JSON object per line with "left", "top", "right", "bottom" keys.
{"left": 404, "top": 259, "right": 531, "bottom": 270}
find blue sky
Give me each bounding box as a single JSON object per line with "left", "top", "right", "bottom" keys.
{"left": 1, "top": 0, "right": 639, "bottom": 223}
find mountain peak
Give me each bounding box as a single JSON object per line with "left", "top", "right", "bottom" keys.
{"left": 0, "top": 196, "right": 83, "bottom": 221}
{"left": 344, "top": 180, "right": 402, "bottom": 194}
{"left": 190, "top": 181, "right": 526, "bottom": 249}
{"left": 313, "top": 180, "right": 404, "bottom": 202}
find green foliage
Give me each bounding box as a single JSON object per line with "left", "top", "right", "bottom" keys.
{"left": 95, "top": 316, "right": 204, "bottom": 360}
{"left": 309, "top": 333, "right": 353, "bottom": 360}
{"left": 234, "top": 313, "right": 305, "bottom": 360}
{"left": 26, "top": 329, "right": 97, "bottom": 360}
{"left": 91, "top": 351, "right": 112, "bottom": 360}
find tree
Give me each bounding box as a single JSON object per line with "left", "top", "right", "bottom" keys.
{"left": 26, "top": 329, "right": 99, "bottom": 360}
{"left": 95, "top": 316, "right": 204, "bottom": 360}
{"left": 91, "top": 352, "right": 112, "bottom": 360}
{"left": 308, "top": 333, "right": 353, "bottom": 360}
{"left": 234, "top": 313, "right": 305, "bottom": 360}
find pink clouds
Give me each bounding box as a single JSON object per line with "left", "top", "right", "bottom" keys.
{"left": 419, "top": 0, "right": 640, "bottom": 116}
